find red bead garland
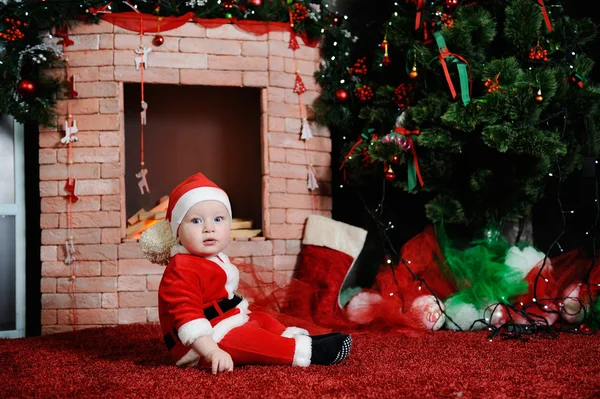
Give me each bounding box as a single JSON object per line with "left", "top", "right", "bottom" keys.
{"left": 394, "top": 83, "right": 413, "bottom": 109}
{"left": 355, "top": 85, "right": 374, "bottom": 101}
{"left": 0, "top": 17, "right": 27, "bottom": 41}
{"left": 350, "top": 57, "right": 368, "bottom": 76}
{"left": 291, "top": 4, "right": 309, "bottom": 23}
{"left": 528, "top": 43, "right": 548, "bottom": 61}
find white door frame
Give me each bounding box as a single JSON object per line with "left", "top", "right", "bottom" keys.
{"left": 0, "top": 120, "right": 26, "bottom": 338}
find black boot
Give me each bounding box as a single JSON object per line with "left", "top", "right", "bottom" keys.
{"left": 310, "top": 334, "right": 352, "bottom": 365}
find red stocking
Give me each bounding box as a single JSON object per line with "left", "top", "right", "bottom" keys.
{"left": 296, "top": 215, "right": 368, "bottom": 329}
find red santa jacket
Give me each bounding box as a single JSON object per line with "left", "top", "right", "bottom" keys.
{"left": 158, "top": 246, "right": 249, "bottom": 366}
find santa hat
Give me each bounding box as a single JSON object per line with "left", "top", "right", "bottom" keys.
{"left": 140, "top": 172, "right": 232, "bottom": 265}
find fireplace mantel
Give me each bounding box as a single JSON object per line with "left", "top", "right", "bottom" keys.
{"left": 39, "top": 20, "right": 331, "bottom": 333}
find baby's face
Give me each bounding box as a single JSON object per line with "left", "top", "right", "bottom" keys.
{"left": 178, "top": 200, "right": 231, "bottom": 257}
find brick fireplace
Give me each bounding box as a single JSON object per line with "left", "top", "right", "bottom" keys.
{"left": 38, "top": 20, "right": 331, "bottom": 334}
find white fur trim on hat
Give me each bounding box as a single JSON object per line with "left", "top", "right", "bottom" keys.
{"left": 170, "top": 186, "right": 232, "bottom": 237}
{"left": 292, "top": 334, "right": 312, "bottom": 367}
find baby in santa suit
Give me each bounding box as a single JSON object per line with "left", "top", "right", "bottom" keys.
{"left": 145, "top": 172, "right": 352, "bottom": 374}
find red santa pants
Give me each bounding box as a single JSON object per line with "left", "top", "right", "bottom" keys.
{"left": 217, "top": 311, "right": 296, "bottom": 365}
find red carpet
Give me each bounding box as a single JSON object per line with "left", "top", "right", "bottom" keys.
{"left": 1, "top": 324, "right": 599, "bottom": 398}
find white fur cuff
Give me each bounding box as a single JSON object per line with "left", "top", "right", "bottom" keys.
{"left": 292, "top": 334, "right": 312, "bottom": 367}
{"left": 178, "top": 318, "right": 213, "bottom": 346}
{"left": 302, "top": 215, "right": 367, "bottom": 259}
{"left": 282, "top": 327, "right": 310, "bottom": 338}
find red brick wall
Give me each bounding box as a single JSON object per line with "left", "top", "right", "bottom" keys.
{"left": 39, "top": 21, "right": 331, "bottom": 334}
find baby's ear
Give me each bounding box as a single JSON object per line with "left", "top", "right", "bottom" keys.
{"left": 140, "top": 219, "right": 177, "bottom": 266}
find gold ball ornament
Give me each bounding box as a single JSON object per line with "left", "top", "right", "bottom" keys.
{"left": 535, "top": 89, "right": 544, "bottom": 104}
{"left": 408, "top": 66, "right": 419, "bottom": 80}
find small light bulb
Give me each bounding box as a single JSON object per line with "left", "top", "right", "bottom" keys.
{"left": 331, "top": 56, "right": 336, "bottom": 61}
{"left": 333, "top": 42, "right": 337, "bottom": 46}
{"left": 386, "top": 259, "right": 392, "bottom": 264}
{"left": 533, "top": 298, "right": 537, "bottom": 302}
{"left": 549, "top": 173, "right": 553, "bottom": 177}
{"left": 340, "top": 79, "right": 345, "bottom": 84}
{"left": 340, "top": 184, "right": 343, "bottom": 188}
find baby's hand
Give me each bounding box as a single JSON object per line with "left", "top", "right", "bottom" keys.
{"left": 205, "top": 348, "right": 233, "bottom": 375}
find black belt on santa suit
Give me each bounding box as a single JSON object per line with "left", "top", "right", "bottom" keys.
{"left": 163, "top": 294, "right": 243, "bottom": 351}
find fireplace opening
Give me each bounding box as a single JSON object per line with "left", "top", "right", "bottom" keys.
{"left": 124, "top": 83, "right": 263, "bottom": 240}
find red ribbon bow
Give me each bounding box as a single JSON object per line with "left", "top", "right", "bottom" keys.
{"left": 395, "top": 126, "right": 424, "bottom": 188}
{"left": 438, "top": 46, "right": 471, "bottom": 100}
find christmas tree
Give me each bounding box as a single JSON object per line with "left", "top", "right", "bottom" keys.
{"left": 315, "top": 0, "right": 600, "bottom": 243}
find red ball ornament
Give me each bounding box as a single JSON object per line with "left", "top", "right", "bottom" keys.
{"left": 250, "top": 0, "right": 262, "bottom": 5}
{"left": 17, "top": 79, "right": 36, "bottom": 98}
{"left": 335, "top": 88, "right": 349, "bottom": 102}
{"left": 152, "top": 35, "right": 164, "bottom": 47}
{"left": 384, "top": 165, "right": 396, "bottom": 181}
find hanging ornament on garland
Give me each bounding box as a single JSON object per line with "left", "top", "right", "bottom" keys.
{"left": 17, "top": 79, "right": 36, "bottom": 99}
{"left": 355, "top": 85, "right": 373, "bottom": 101}
{"left": 528, "top": 42, "right": 548, "bottom": 61}
{"left": 381, "top": 32, "right": 390, "bottom": 66}
{"left": 153, "top": 17, "right": 164, "bottom": 47}
{"left": 335, "top": 88, "right": 349, "bottom": 102}
{"left": 393, "top": 83, "right": 413, "bottom": 109}
{"left": 408, "top": 64, "right": 419, "bottom": 79}
{"left": 535, "top": 88, "right": 544, "bottom": 103}
{"left": 384, "top": 164, "right": 396, "bottom": 181}
{"left": 293, "top": 73, "right": 307, "bottom": 94}
{"left": 349, "top": 57, "right": 368, "bottom": 76}
{"left": 0, "top": 17, "right": 27, "bottom": 41}
{"left": 152, "top": 35, "right": 164, "bottom": 46}
{"left": 250, "top": 0, "right": 262, "bottom": 5}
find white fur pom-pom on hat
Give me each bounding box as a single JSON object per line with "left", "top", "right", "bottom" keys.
{"left": 139, "top": 219, "right": 177, "bottom": 266}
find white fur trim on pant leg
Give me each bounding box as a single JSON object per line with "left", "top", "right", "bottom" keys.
{"left": 212, "top": 299, "right": 251, "bottom": 343}
{"left": 292, "top": 334, "right": 312, "bottom": 367}
{"left": 281, "top": 327, "right": 309, "bottom": 338}
{"left": 178, "top": 318, "right": 214, "bottom": 346}
{"left": 302, "top": 215, "right": 367, "bottom": 259}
